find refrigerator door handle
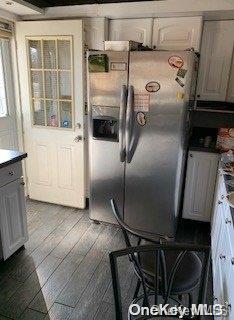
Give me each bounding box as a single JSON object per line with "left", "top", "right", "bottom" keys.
{"left": 119, "top": 85, "right": 127, "bottom": 162}
{"left": 126, "top": 85, "right": 134, "bottom": 163}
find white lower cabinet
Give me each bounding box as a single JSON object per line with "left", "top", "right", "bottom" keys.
{"left": 0, "top": 163, "right": 28, "bottom": 260}
{"left": 182, "top": 151, "right": 220, "bottom": 222}
{"left": 211, "top": 173, "right": 234, "bottom": 319}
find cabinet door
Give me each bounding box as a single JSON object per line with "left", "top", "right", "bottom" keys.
{"left": 109, "top": 18, "right": 153, "bottom": 47}
{"left": 213, "top": 216, "right": 226, "bottom": 315}
{"left": 227, "top": 54, "right": 234, "bottom": 102}
{"left": 196, "top": 21, "right": 234, "bottom": 101}
{"left": 84, "top": 18, "right": 108, "bottom": 50}
{"left": 182, "top": 151, "right": 219, "bottom": 222}
{"left": 0, "top": 179, "right": 28, "bottom": 260}
{"left": 152, "top": 17, "right": 202, "bottom": 51}
{"left": 226, "top": 268, "right": 234, "bottom": 320}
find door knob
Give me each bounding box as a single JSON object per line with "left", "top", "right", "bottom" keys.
{"left": 74, "top": 135, "right": 83, "bottom": 142}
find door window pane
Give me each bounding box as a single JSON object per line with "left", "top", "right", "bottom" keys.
{"left": 31, "top": 71, "right": 43, "bottom": 98}
{"left": 59, "top": 71, "right": 71, "bottom": 99}
{"left": 29, "top": 40, "right": 42, "bottom": 69}
{"left": 45, "top": 71, "right": 57, "bottom": 99}
{"left": 43, "top": 40, "right": 56, "bottom": 69}
{"left": 28, "top": 36, "right": 73, "bottom": 129}
{"left": 60, "top": 101, "right": 72, "bottom": 128}
{"left": 58, "top": 40, "right": 71, "bottom": 70}
{"left": 33, "top": 100, "right": 45, "bottom": 125}
{"left": 46, "top": 100, "right": 58, "bottom": 127}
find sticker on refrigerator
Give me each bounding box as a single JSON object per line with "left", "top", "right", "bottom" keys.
{"left": 175, "top": 77, "right": 185, "bottom": 88}
{"left": 168, "top": 56, "right": 184, "bottom": 69}
{"left": 145, "top": 81, "right": 160, "bottom": 93}
{"left": 134, "top": 94, "right": 150, "bottom": 112}
{"left": 176, "top": 91, "right": 185, "bottom": 100}
{"left": 110, "top": 62, "right": 127, "bottom": 71}
{"left": 136, "top": 112, "right": 146, "bottom": 126}
{"left": 177, "top": 68, "right": 187, "bottom": 78}
{"left": 88, "top": 54, "right": 109, "bottom": 73}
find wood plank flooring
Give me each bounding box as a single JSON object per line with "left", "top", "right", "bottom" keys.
{"left": 0, "top": 200, "right": 132, "bottom": 319}
{"left": 0, "top": 200, "right": 212, "bottom": 319}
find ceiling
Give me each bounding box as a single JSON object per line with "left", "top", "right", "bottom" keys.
{"left": 22, "top": 0, "right": 156, "bottom": 6}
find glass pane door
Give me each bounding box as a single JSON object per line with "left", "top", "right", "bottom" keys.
{"left": 27, "top": 36, "right": 73, "bottom": 129}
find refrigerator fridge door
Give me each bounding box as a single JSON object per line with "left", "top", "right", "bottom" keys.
{"left": 88, "top": 51, "right": 129, "bottom": 224}
{"left": 124, "top": 51, "right": 196, "bottom": 238}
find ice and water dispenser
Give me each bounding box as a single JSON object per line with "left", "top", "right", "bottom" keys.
{"left": 91, "top": 105, "right": 119, "bottom": 142}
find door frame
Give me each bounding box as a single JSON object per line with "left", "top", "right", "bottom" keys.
{"left": 14, "top": 20, "right": 87, "bottom": 205}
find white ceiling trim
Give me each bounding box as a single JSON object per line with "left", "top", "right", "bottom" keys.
{"left": 0, "top": 8, "right": 19, "bottom": 21}
{"left": 0, "top": 0, "right": 44, "bottom": 18}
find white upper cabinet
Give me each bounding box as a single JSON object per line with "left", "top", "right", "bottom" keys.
{"left": 109, "top": 18, "right": 153, "bottom": 47}
{"left": 152, "top": 17, "right": 203, "bottom": 51}
{"left": 182, "top": 151, "right": 219, "bottom": 222}
{"left": 196, "top": 20, "right": 234, "bottom": 101}
{"left": 84, "top": 18, "right": 108, "bottom": 50}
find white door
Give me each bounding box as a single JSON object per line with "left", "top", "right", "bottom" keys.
{"left": 182, "top": 151, "right": 219, "bottom": 222}
{"left": 152, "top": 17, "right": 203, "bottom": 51}
{"left": 196, "top": 20, "right": 234, "bottom": 101}
{"left": 16, "top": 20, "right": 85, "bottom": 208}
{"left": 0, "top": 38, "right": 18, "bottom": 149}
{"left": 0, "top": 178, "right": 28, "bottom": 260}
{"left": 109, "top": 18, "right": 153, "bottom": 47}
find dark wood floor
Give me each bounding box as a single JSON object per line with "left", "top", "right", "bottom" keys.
{"left": 0, "top": 200, "right": 212, "bottom": 320}
{"left": 0, "top": 200, "right": 134, "bottom": 319}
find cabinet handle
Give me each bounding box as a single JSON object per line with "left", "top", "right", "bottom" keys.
{"left": 224, "top": 301, "right": 232, "bottom": 310}
{"left": 225, "top": 218, "right": 232, "bottom": 225}
{"left": 8, "top": 171, "right": 15, "bottom": 176}
{"left": 231, "top": 258, "right": 234, "bottom": 265}
{"left": 219, "top": 254, "right": 226, "bottom": 260}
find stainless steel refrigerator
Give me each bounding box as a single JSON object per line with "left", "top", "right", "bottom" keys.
{"left": 87, "top": 50, "right": 197, "bottom": 239}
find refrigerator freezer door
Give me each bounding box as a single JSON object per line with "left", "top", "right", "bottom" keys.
{"left": 88, "top": 51, "right": 129, "bottom": 224}
{"left": 124, "top": 51, "right": 196, "bottom": 238}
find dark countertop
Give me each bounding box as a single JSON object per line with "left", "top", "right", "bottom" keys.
{"left": 0, "top": 149, "right": 27, "bottom": 169}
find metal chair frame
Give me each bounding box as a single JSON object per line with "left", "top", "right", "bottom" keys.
{"left": 109, "top": 199, "right": 211, "bottom": 320}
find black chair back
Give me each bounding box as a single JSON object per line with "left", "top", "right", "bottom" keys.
{"left": 109, "top": 199, "right": 211, "bottom": 320}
